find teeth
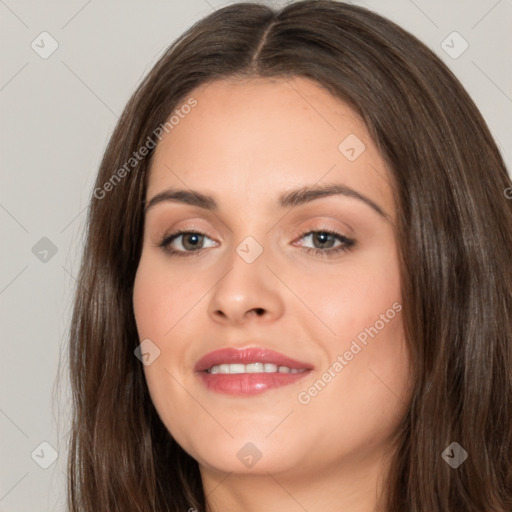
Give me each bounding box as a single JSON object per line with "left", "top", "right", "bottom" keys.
{"left": 246, "top": 363, "right": 264, "bottom": 373}
{"left": 206, "top": 362, "right": 305, "bottom": 374}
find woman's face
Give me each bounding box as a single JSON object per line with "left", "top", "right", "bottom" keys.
{"left": 133, "top": 76, "right": 412, "bottom": 484}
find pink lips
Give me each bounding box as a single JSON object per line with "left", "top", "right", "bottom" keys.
{"left": 195, "top": 347, "right": 313, "bottom": 395}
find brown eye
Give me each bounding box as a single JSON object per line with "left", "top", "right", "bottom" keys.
{"left": 158, "top": 230, "right": 217, "bottom": 256}
{"left": 297, "top": 230, "right": 356, "bottom": 258}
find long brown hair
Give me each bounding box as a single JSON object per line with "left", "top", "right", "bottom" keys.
{"left": 66, "top": 1, "right": 512, "bottom": 510}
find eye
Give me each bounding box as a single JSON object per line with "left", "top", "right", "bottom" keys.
{"left": 157, "top": 229, "right": 217, "bottom": 257}
{"left": 295, "top": 230, "right": 356, "bottom": 258}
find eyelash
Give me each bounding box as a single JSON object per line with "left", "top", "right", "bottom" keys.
{"left": 156, "top": 228, "right": 356, "bottom": 259}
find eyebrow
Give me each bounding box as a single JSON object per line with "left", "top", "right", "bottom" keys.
{"left": 144, "top": 183, "right": 391, "bottom": 221}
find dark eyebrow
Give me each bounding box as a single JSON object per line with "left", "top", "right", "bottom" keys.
{"left": 278, "top": 184, "right": 390, "bottom": 221}
{"left": 144, "top": 184, "right": 390, "bottom": 221}
{"left": 144, "top": 188, "right": 216, "bottom": 213}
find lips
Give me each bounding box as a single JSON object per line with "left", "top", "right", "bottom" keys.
{"left": 194, "top": 346, "right": 314, "bottom": 395}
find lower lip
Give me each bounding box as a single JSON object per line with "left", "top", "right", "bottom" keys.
{"left": 197, "top": 371, "right": 312, "bottom": 395}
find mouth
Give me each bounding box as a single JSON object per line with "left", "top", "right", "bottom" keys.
{"left": 194, "top": 346, "right": 313, "bottom": 395}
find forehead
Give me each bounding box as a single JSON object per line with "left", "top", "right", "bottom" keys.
{"left": 147, "top": 76, "right": 396, "bottom": 221}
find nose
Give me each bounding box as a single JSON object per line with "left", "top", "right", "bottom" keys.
{"left": 207, "top": 242, "right": 285, "bottom": 326}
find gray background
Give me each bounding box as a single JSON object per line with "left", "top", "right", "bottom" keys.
{"left": 0, "top": 0, "right": 510, "bottom": 510}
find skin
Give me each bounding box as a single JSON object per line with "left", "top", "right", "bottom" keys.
{"left": 133, "top": 76, "right": 413, "bottom": 512}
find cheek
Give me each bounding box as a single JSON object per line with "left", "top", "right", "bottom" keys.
{"left": 133, "top": 255, "right": 204, "bottom": 339}
{"left": 291, "top": 242, "right": 409, "bottom": 422}
{"left": 133, "top": 259, "right": 203, "bottom": 440}
{"left": 291, "top": 242, "right": 402, "bottom": 343}
{"left": 294, "top": 308, "right": 410, "bottom": 457}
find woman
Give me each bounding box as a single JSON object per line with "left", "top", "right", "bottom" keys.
{"left": 67, "top": 1, "right": 512, "bottom": 511}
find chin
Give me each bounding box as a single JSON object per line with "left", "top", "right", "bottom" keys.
{"left": 183, "top": 435, "right": 301, "bottom": 476}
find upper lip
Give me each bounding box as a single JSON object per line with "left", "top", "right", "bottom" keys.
{"left": 194, "top": 347, "right": 314, "bottom": 372}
